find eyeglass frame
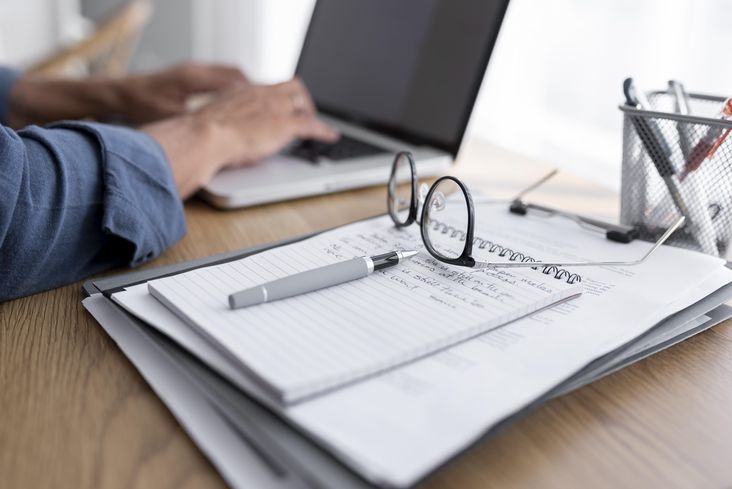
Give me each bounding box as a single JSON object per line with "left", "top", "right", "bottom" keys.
{"left": 387, "top": 151, "right": 686, "bottom": 270}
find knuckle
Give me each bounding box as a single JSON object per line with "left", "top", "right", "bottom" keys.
{"left": 179, "top": 61, "right": 197, "bottom": 73}
{"left": 228, "top": 66, "right": 246, "bottom": 78}
{"left": 177, "top": 62, "right": 202, "bottom": 80}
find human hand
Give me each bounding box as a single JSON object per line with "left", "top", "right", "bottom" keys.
{"left": 113, "top": 62, "right": 250, "bottom": 124}
{"left": 7, "top": 62, "right": 248, "bottom": 128}
{"left": 143, "top": 78, "right": 339, "bottom": 198}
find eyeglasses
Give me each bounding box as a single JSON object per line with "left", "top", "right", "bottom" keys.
{"left": 387, "top": 151, "right": 685, "bottom": 273}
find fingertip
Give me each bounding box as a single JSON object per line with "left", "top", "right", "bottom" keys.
{"left": 221, "top": 65, "right": 249, "bottom": 84}
{"left": 323, "top": 127, "right": 340, "bottom": 142}
{"left": 320, "top": 119, "right": 340, "bottom": 138}
{"left": 187, "top": 63, "right": 250, "bottom": 92}
{"left": 312, "top": 121, "right": 340, "bottom": 142}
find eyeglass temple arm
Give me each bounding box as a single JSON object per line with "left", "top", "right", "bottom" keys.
{"left": 472, "top": 216, "right": 685, "bottom": 269}
{"left": 508, "top": 169, "right": 638, "bottom": 242}
{"left": 512, "top": 201, "right": 636, "bottom": 235}
{"left": 513, "top": 169, "right": 559, "bottom": 199}
{"left": 467, "top": 170, "right": 560, "bottom": 205}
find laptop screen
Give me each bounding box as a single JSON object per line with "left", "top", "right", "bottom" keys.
{"left": 296, "top": 0, "right": 509, "bottom": 157}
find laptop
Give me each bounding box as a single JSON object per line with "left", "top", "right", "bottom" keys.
{"left": 200, "top": 0, "right": 510, "bottom": 209}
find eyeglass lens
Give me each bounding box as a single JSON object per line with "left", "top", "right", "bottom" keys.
{"left": 423, "top": 178, "right": 470, "bottom": 260}
{"left": 388, "top": 152, "right": 415, "bottom": 226}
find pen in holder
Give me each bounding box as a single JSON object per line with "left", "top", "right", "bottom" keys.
{"left": 620, "top": 89, "right": 732, "bottom": 258}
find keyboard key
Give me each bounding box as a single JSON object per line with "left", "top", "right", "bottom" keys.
{"left": 286, "top": 135, "right": 389, "bottom": 162}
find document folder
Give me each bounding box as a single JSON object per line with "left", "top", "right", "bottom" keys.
{"left": 83, "top": 221, "right": 732, "bottom": 489}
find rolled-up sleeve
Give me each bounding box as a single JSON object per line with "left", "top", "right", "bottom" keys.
{"left": 0, "top": 121, "right": 186, "bottom": 301}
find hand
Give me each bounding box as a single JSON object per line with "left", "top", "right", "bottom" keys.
{"left": 7, "top": 62, "right": 248, "bottom": 128}
{"left": 143, "top": 78, "right": 339, "bottom": 198}
{"left": 112, "top": 62, "right": 250, "bottom": 124}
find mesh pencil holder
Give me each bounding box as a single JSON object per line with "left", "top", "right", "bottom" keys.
{"left": 619, "top": 91, "right": 732, "bottom": 258}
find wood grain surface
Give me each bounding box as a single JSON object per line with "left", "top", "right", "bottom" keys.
{"left": 2, "top": 139, "right": 731, "bottom": 489}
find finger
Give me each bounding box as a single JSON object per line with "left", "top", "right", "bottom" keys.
{"left": 179, "top": 63, "right": 250, "bottom": 93}
{"left": 150, "top": 97, "right": 187, "bottom": 117}
{"left": 288, "top": 78, "right": 318, "bottom": 114}
{"left": 290, "top": 115, "right": 340, "bottom": 142}
{"left": 252, "top": 85, "right": 310, "bottom": 117}
{"left": 130, "top": 98, "right": 186, "bottom": 124}
{"left": 272, "top": 78, "right": 317, "bottom": 115}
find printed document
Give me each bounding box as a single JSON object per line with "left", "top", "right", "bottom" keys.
{"left": 114, "top": 206, "right": 732, "bottom": 487}
{"left": 148, "top": 215, "right": 580, "bottom": 402}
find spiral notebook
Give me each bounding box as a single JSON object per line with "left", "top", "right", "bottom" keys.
{"left": 148, "top": 215, "right": 583, "bottom": 404}
{"left": 100, "top": 203, "right": 732, "bottom": 488}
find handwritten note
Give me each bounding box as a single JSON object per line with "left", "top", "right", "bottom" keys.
{"left": 148, "top": 216, "right": 581, "bottom": 403}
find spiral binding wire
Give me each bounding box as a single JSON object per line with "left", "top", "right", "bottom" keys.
{"left": 429, "top": 220, "right": 467, "bottom": 241}
{"left": 427, "top": 219, "right": 582, "bottom": 284}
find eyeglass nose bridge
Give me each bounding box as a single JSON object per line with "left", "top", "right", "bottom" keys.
{"left": 415, "top": 184, "right": 447, "bottom": 225}
{"left": 419, "top": 182, "right": 447, "bottom": 207}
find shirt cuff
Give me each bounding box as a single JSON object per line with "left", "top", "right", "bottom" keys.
{"left": 0, "top": 67, "right": 21, "bottom": 125}
{"left": 50, "top": 121, "right": 187, "bottom": 267}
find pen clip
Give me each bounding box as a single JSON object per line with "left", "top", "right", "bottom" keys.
{"left": 623, "top": 77, "right": 641, "bottom": 108}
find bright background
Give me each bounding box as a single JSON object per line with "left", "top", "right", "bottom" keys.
{"left": 2, "top": 0, "right": 731, "bottom": 189}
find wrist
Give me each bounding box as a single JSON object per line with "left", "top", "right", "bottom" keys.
{"left": 89, "top": 77, "right": 125, "bottom": 117}
{"left": 7, "top": 77, "right": 39, "bottom": 128}
{"left": 142, "top": 113, "right": 228, "bottom": 198}
{"left": 186, "top": 109, "right": 241, "bottom": 165}
{"left": 7, "top": 77, "right": 121, "bottom": 128}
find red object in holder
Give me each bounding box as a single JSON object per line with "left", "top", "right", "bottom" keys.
{"left": 681, "top": 98, "right": 732, "bottom": 180}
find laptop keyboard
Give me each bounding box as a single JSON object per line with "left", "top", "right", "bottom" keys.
{"left": 286, "top": 135, "right": 389, "bottom": 163}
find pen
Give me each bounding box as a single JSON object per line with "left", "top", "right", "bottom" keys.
{"left": 668, "top": 80, "right": 691, "bottom": 115}
{"left": 668, "top": 80, "right": 693, "bottom": 159}
{"left": 623, "top": 78, "right": 718, "bottom": 255}
{"left": 624, "top": 78, "right": 684, "bottom": 205}
{"left": 228, "top": 249, "right": 419, "bottom": 309}
{"left": 681, "top": 97, "right": 732, "bottom": 179}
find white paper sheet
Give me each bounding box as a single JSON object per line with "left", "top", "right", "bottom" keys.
{"left": 82, "top": 295, "right": 295, "bottom": 489}
{"left": 148, "top": 214, "right": 580, "bottom": 402}
{"left": 113, "top": 206, "right": 732, "bottom": 487}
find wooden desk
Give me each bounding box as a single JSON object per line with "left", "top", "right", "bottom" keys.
{"left": 2, "top": 139, "right": 732, "bottom": 489}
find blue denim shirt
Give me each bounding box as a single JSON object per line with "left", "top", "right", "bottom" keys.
{"left": 0, "top": 67, "right": 186, "bottom": 301}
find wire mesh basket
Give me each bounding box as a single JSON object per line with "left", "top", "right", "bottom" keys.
{"left": 619, "top": 91, "right": 732, "bottom": 258}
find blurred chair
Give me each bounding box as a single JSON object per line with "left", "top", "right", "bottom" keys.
{"left": 27, "top": 0, "right": 152, "bottom": 78}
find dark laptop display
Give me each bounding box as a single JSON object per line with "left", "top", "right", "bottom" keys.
{"left": 296, "top": 0, "right": 510, "bottom": 157}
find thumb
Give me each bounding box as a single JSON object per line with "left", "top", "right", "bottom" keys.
{"left": 292, "top": 116, "right": 340, "bottom": 142}
{"left": 181, "top": 64, "right": 250, "bottom": 93}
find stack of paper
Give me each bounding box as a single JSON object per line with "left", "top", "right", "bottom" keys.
{"left": 147, "top": 218, "right": 581, "bottom": 403}
{"left": 103, "top": 206, "right": 732, "bottom": 488}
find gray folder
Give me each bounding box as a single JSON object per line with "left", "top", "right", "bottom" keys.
{"left": 83, "top": 234, "right": 732, "bottom": 489}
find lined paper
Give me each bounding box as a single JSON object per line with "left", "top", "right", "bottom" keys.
{"left": 149, "top": 215, "right": 581, "bottom": 403}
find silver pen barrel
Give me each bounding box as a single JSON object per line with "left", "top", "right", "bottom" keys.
{"left": 229, "top": 257, "right": 370, "bottom": 309}
{"left": 228, "top": 250, "right": 419, "bottom": 309}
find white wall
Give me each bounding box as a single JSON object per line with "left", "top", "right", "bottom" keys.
{"left": 469, "top": 0, "right": 732, "bottom": 188}
{"left": 190, "top": 0, "right": 314, "bottom": 84}
{"left": 0, "top": 0, "right": 89, "bottom": 67}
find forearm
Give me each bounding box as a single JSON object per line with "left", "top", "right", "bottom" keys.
{"left": 6, "top": 77, "right": 122, "bottom": 128}
{"left": 0, "top": 123, "right": 185, "bottom": 301}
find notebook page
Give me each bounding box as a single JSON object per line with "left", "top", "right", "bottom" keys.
{"left": 149, "top": 215, "right": 581, "bottom": 403}
{"left": 115, "top": 205, "right": 730, "bottom": 487}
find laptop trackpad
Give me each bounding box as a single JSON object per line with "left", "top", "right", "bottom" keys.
{"left": 205, "top": 155, "right": 318, "bottom": 195}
